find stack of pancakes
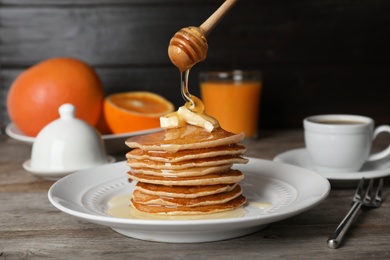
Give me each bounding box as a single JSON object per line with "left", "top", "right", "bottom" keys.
{"left": 125, "top": 125, "right": 248, "bottom": 215}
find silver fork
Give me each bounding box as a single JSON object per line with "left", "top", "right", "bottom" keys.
{"left": 327, "top": 178, "right": 383, "bottom": 249}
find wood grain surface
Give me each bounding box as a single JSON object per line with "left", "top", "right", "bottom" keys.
{"left": 1, "top": 130, "right": 390, "bottom": 259}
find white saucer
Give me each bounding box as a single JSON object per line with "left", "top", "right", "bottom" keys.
{"left": 23, "top": 156, "right": 116, "bottom": 181}
{"left": 48, "top": 158, "right": 330, "bottom": 243}
{"left": 274, "top": 148, "right": 390, "bottom": 181}
{"left": 6, "top": 123, "right": 161, "bottom": 154}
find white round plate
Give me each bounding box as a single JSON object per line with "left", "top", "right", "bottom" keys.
{"left": 6, "top": 123, "right": 161, "bottom": 154}
{"left": 48, "top": 157, "right": 330, "bottom": 243}
{"left": 274, "top": 148, "right": 390, "bottom": 180}
{"left": 23, "top": 156, "right": 116, "bottom": 181}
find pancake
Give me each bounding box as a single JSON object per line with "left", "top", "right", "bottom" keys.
{"left": 132, "top": 185, "right": 242, "bottom": 207}
{"left": 135, "top": 182, "right": 237, "bottom": 198}
{"left": 130, "top": 195, "right": 247, "bottom": 215}
{"left": 130, "top": 164, "right": 233, "bottom": 177}
{"left": 123, "top": 125, "right": 247, "bottom": 216}
{"left": 126, "top": 144, "right": 246, "bottom": 162}
{"left": 125, "top": 125, "right": 245, "bottom": 152}
{"left": 126, "top": 155, "right": 248, "bottom": 170}
{"left": 127, "top": 169, "right": 244, "bottom": 186}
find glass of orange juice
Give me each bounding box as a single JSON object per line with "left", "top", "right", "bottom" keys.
{"left": 199, "top": 70, "right": 262, "bottom": 138}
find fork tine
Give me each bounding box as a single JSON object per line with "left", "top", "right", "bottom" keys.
{"left": 354, "top": 178, "right": 365, "bottom": 202}
{"left": 374, "top": 178, "right": 384, "bottom": 206}
{"left": 363, "top": 179, "right": 374, "bottom": 204}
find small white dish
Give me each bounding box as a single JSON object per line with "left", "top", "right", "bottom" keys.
{"left": 6, "top": 123, "right": 161, "bottom": 154}
{"left": 24, "top": 104, "right": 115, "bottom": 180}
{"left": 23, "top": 156, "right": 115, "bottom": 181}
{"left": 48, "top": 157, "right": 330, "bottom": 243}
{"left": 5, "top": 123, "right": 35, "bottom": 143}
{"left": 274, "top": 148, "right": 390, "bottom": 181}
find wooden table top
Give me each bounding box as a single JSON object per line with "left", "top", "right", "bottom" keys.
{"left": 1, "top": 129, "right": 389, "bottom": 259}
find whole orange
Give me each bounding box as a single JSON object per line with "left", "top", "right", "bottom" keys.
{"left": 7, "top": 57, "right": 104, "bottom": 137}
{"left": 103, "top": 91, "right": 174, "bottom": 134}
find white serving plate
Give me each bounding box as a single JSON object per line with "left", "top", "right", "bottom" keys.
{"left": 48, "top": 157, "right": 330, "bottom": 243}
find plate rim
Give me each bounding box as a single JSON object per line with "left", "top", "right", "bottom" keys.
{"left": 5, "top": 123, "right": 162, "bottom": 144}
{"left": 48, "top": 157, "right": 330, "bottom": 227}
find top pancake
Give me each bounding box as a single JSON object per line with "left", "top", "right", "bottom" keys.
{"left": 125, "top": 125, "right": 245, "bottom": 152}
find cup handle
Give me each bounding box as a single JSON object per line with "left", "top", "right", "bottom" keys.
{"left": 367, "top": 125, "right": 390, "bottom": 161}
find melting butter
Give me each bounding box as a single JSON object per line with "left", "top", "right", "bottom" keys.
{"left": 160, "top": 105, "right": 219, "bottom": 132}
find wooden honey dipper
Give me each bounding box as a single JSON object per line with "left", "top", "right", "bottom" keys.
{"left": 168, "top": 0, "right": 239, "bottom": 72}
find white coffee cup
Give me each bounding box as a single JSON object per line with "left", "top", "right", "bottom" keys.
{"left": 304, "top": 114, "right": 390, "bottom": 173}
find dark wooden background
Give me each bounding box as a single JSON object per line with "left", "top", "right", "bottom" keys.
{"left": 1, "top": 0, "right": 390, "bottom": 132}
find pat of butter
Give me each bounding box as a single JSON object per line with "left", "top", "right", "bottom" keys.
{"left": 160, "top": 106, "right": 219, "bottom": 132}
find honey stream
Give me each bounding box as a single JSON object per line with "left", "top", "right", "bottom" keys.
{"left": 181, "top": 69, "right": 204, "bottom": 113}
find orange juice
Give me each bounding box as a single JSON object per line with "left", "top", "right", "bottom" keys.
{"left": 200, "top": 71, "right": 262, "bottom": 138}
